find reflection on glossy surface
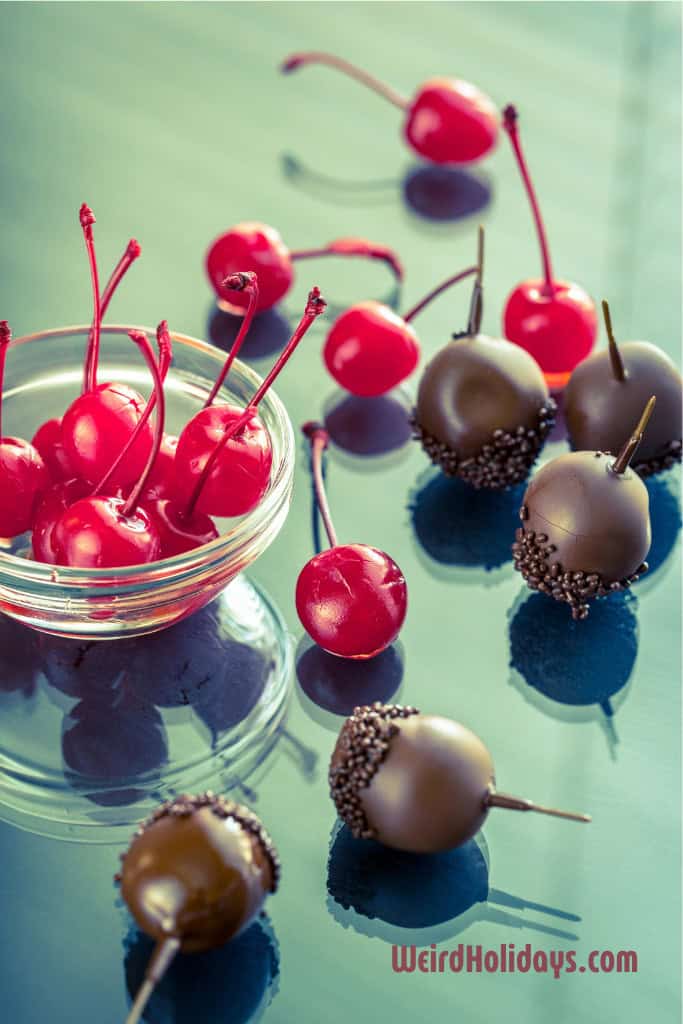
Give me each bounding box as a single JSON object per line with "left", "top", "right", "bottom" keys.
{"left": 327, "top": 824, "right": 580, "bottom": 945}
{"left": 402, "top": 165, "right": 491, "bottom": 222}
{"left": 410, "top": 470, "right": 525, "bottom": 571}
{"left": 208, "top": 306, "right": 292, "bottom": 362}
{"left": 324, "top": 392, "right": 412, "bottom": 457}
{"left": 296, "top": 636, "right": 404, "bottom": 716}
{"left": 123, "top": 915, "right": 279, "bottom": 1024}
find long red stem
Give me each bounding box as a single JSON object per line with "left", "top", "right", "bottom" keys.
{"left": 85, "top": 238, "right": 142, "bottom": 391}
{"left": 302, "top": 422, "right": 337, "bottom": 548}
{"left": 290, "top": 238, "right": 403, "bottom": 283}
{"left": 282, "top": 52, "right": 408, "bottom": 111}
{"left": 403, "top": 266, "right": 477, "bottom": 323}
{"left": 185, "top": 287, "right": 327, "bottom": 517}
{"left": 0, "top": 320, "right": 11, "bottom": 439}
{"left": 122, "top": 331, "right": 165, "bottom": 515}
{"left": 205, "top": 272, "right": 259, "bottom": 408}
{"left": 503, "top": 105, "right": 555, "bottom": 293}
{"left": 79, "top": 204, "right": 102, "bottom": 393}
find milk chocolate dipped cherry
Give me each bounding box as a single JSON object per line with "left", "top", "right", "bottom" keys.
{"left": 330, "top": 704, "right": 590, "bottom": 853}
{"left": 296, "top": 423, "right": 407, "bottom": 659}
{"left": 118, "top": 792, "right": 280, "bottom": 1024}
{"left": 513, "top": 397, "right": 656, "bottom": 620}
{"left": 565, "top": 300, "right": 682, "bottom": 477}
{"left": 413, "top": 228, "right": 555, "bottom": 489}
{"left": 502, "top": 106, "right": 597, "bottom": 390}
{"left": 282, "top": 52, "right": 498, "bottom": 165}
{"left": 207, "top": 221, "right": 402, "bottom": 314}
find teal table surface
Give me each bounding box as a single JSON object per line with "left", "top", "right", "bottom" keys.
{"left": 0, "top": 2, "right": 681, "bottom": 1023}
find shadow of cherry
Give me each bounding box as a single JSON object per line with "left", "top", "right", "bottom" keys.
{"left": 296, "top": 635, "right": 404, "bottom": 717}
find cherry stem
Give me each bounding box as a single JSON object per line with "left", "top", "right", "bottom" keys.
{"left": 290, "top": 239, "right": 403, "bottom": 283}
{"left": 0, "top": 320, "right": 11, "bottom": 439}
{"left": 466, "top": 225, "right": 485, "bottom": 336}
{"left": 602, "top": 300, "right": 626, "bottom": 382}
{"left": 205, "top": 272, "right": 260, "bottom": 408}
{"left": 92, "top": 322, "right": 173, "bottom": 497}
{"left": 403, "top": 266, "right": 478, "bottom": 324}
{"left": 79, "top": 204, "right": 102, "bottom": 394}
{"left": 85, "top": 238, "right": 142, "bottom": 392}
{"left": 125, "top": 936, "right": 180, "bottom": 1024}
{"left": 503, "top": 105, "right": 555, "bottom": 293}
{"left": 121, "top": 330, "right": 166, "bottom": 515}
{"left": 184, "top": 287, "right": 327, "bottom": 518}
{"left": 281, "top": 51, "right": 408, "bottom": 111}
{"left": 302, "top": 421, "right": 338, "bottom": 548}
{"left": 487, "top": 788, "right": 591, "bottom": 823}
{"left": 611, "top": 395, "right": 656, "bottom": 475}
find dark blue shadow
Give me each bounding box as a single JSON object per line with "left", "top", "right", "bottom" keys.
{"left": 640, "top": 475, "right": 681, "bottom": 577}
{"left": 208, "top": 305, "right": 291, "bottom": 361}
{"left": 324, "top": 393, "right": 412, "bottom": 457}
{"left": 296, "top": 636, "right": 404, "bottom": 717}
{"left": 0, "top": 613, "right": 40, "bottom": 696}
{"left": 402, "top": 165, "right": 491, "bottom": 222}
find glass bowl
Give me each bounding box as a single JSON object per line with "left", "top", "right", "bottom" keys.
{"left": 0, "top": 325, "right": 295, "bottom": 640}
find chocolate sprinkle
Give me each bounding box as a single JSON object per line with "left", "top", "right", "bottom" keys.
{"left": 512, "top": 525, "right": 648, "bottom": 621}
{"left": 411, "top": 399, "right": 557, "bottom": 490}
{"left": 116, "top": 791, "right": 281, "bottom": 891}
{"left": 329, "top": 702, "right": 419, "bottom": 839}
{"left": 634, "top": 439, "right": 682, "bottom": 478}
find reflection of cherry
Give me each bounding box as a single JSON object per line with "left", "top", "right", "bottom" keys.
{"left": 296, "top": 423, "right": 407, "bottom": 658}
{"left": 206, "top": 221, "right": 402, "bottom": 313}
{"left": 39, "top": 634, "right": 126, "bottom": 699}
{"left": 502, "top": 106, "right": 597, "bottom": 390}
{"left": 282, "top": 52, "right": 498, "bottom": 165}
{"left": 0, "top": 614, "right": 41, "bottom": 696}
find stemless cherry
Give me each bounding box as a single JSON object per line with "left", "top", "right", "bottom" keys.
{"left": 174, "top": 284, "right": 327, "bottom": 519}
{"left": 282, "top": 51, "right": 498, "bottom": 165}
{"left": 206, "top": 221, "right": 402, "bottom": 314}
{"left": 296, "top": 423, "right": 407, "bottom": 659}
{"left": 502, "top": 105, "right": 597, "bottom": 389}
{"left": 0, "top": 321, "right": 50, "bottom": 537}
{"left": 53, "top": 330, "right": 165, "bottom": 568}
{"left": 323, "top": 263, "right": 477, "bottom": 397}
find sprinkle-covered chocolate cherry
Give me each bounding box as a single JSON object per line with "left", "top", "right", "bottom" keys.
{"left": 413, "top": 228, "right": 555, "bottom": 489}
{"left": 513, "top": 397, "right": 656, "bottom": 620}
{"left": 118, "top": 792, "right": 280, "bottom": 1024}
{"left": 565, "top": 300, "right": 682, "bottom": 477}
{"left": 329, "top": 703, "right": 589, "bottom": 853}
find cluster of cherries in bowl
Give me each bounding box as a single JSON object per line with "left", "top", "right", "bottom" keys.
{"left": 0, "top": 204, "right": 326, "bottom": 570}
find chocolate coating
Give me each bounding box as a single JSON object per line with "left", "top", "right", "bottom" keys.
{"left": 565, "top": 342, "right": 682, "bottom": 474}
{"left": 119, "top": 793, "right": 279, "bottom": 953}
{"left": 414, "top": 334, "right": 554, "bottom": 488}
{"left": 330, "top": 704, "right": 495, "bottom": 854}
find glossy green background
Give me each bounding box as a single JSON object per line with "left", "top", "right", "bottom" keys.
{"left": 0, "top": 2, "right": 681, "bottom": 1022}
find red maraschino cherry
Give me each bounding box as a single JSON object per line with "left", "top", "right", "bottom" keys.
{"left": 502, "top": 105, "right": 597, "bottom": 390}
{"left": 0, "top": 321, "right": 50, "bottom": 537}
{"left": 53, "top": 330, "right": 165, "bottom": 568}
{"left": 206, "top": 221, "right": 402, "bottom": 314}
{"left": 282, "top": 51, "right": 498, "bottom": 165}
{"left": 174, "top": 284, "right": 327, "bottom": 519}
{"left": 296, "top": 423, "right": 407, "bottom": 659}
{"left": 60, "top": 206, "right": 152, "bottom": 487}
{"left": 323, "top": 264, "right": 477, "bottom": 397}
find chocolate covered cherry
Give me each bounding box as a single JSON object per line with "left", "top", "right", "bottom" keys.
{"left": 413, "top": 228, "right": 555, "bottom": 488}
{"left": 513, "top": 397, "right": 656, "bottom": 620}
{"left": 330, "top": 704, "right": 590, "bottom": 853}
{"left": 565, "top": 300, "right": 682, "bottom": 476}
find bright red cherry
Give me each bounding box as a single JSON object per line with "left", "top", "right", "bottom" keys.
{"left": 295, "top": 423, "right": 407, "bottom": 659}
{"left": 142, "top": 498, "right": 218, "bottom": 558}
{"left": 31, "top": 417, "right": 72, "bottom": 482}
{"left": 140, "top": 432, "right": 178, "bottom": 502}
{"left": 282, "top": 52, "right": 498, "bottom": 165}
{"left": 174, "top": 282, "right": 327, "bottom": 519}
{"left": 0, "top": 321, "right": 50, "bottom": 537}
{"left": 502, "top": 105, "right": 597, "bottom": 390}
{"left": 53, "top": 330, "right": 165, "bottom": 568}
{"left": 323, "top": 264, "right": 476, "bottom": 397}
{"left": 32, "top": 477, "right": 90, "bottom": 564}
{"left": 206, "top": 221, "right": 402, "bottom": 314}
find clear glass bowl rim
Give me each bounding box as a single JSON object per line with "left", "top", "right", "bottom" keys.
{"left": 0, "top": 324, "right": 295, "bottom": 584}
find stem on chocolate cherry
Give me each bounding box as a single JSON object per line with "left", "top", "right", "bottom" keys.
{"left": 402, "top": 265, "right": 477, "bottom": 324}
{"left": 302, "top": 421, "right": 338, "bottom": 548}
{"left": 184, "top": 287, "right": 327, "bottom": 518}
{"left": 290, "top": 238, "right": 403, "bottom": 283}
{"left": 282, "top": 51, "right": 408, "bottom": 111}
{"left": 204, "top": 272, "right": 259, "bottom": 408}
{"left": 466, "top": 224, "right": 485, "bottom": 336}
{"left": 611, "top": 395, "right": 656, "bottom": 475}
{"left": 84, "top": 238, "right": 142, "bottom": 392}
{"left": 79, "top": 204, "right": 102, "bottom": 394}
{"left": 0, "top": 320, "right": 11, "bottom": 439}
{"left": 503, "top": 105, "right": 555, "bottom": 294}
{"left": 120, "top": 330, "right": 166, "bottom": 515}
{"left": 486, "top": 787, "right": 591, "bottom": 823}
{"left": 602, "top": 300, "right": 626, "bottom": 383}
{"left": 125, "top": 935, "right": 180, "bottom": 1024}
